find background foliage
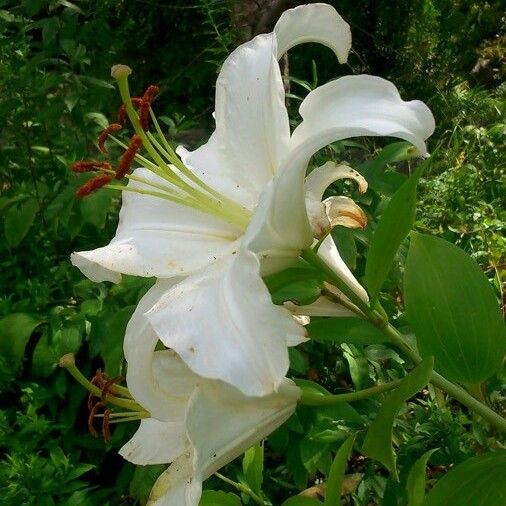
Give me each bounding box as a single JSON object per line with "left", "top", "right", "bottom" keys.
{"left": 0, "top": 0, "right": 504, "bottom": 504}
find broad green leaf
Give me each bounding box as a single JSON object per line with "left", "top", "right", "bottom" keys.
{"left": 406, "top": 449, "right": 437, "bottom": 506}
{"left": 242, "top": 444, "right": 264, "bottom": 495}
{"left": 79, "top": 189, "right": 114, "bottom": 229}
{"left": 4, "top": 197, "right": 38, "bottom": 248}
{"left": 423, "top": 451, "right": 506, "bottom": 506}
{"left": 362, "top": 357, "right": 433, "bottom": 479}
{"left": 200, "top": 490, "right": 242, "bottom": 506}
{"left": 331, "top": 228, "right": 357, "bottom": 270}
{"left": 308, "top": 318, "right": 388, "bottom": 346}
{"left": 282, "top": 497, "right": 322, "bottom": 506}
{"left": 404, "top": 233, "right": 506, "bottom": 385}
{"left": 364, "top": 164, "right": 425, "bottom": 301}
{"left": 325, "top": 435, "right": 356, "bottom": 506}
{"left": 0, "top": 313, "right": 44, "bottom": 371}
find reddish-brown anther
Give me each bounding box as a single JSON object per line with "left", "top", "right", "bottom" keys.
{"left": 76, "top": 174, "right": 112, "bottom": 198}
{"left": 88, "top": 401, "right": 105, "bottom": 438}
{"left": 71, "top": 160, "right": 111, "bottom": 173}
{"left": 115, "top": 134, "right": 142, "bottom": 179}
{"left": 139, "top": 85, "right": 159, "bottom": 130}
{"left": 98, "top": 123, "right": 122, "bottom": 154}
{"left": 117, "top": 97, "right": 143, "bottom": 126}
{"left": 102, "top": 408, "right": 112, "bottom": 442}
{"left": 100, "top": 375, "right": 123, "bottom": 402}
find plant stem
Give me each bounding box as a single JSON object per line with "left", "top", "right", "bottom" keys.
{"left": 300, "top": 248, "right": 506, "bottom": 433}
{"left": 298, "top": 379, "right": 402, "bottom": 406}
{"left": 214, "top": 472, "right": 266, "bottom": 506}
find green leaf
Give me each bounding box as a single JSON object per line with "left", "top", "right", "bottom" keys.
{"left": 4, "top": 198, "right": 38, "bottom": 248}
{"left": 324, "top": 435, "right": 356, "bottom": 506}
{"left": 423, "top": 451, "right": 506, "bottom": 506}
{"left": 242, "top": 444, "right": 264, "bottom": 495}
{"left": 404, "top": 233, "right": 506, "bottom": 385}
{"left": 282, "top": 497, "right": 323, "bottom": 506}
{"left": 0, "top": 313, "right": 44, "bottom": 371}
{"left": 362, "top": 357, "right": 434, "bottom": 479}
{"left": 406, "top": 449, "right": 437, "bottom": 506}
{"left": 200, "top": 490, "right": 242, "bottom": 506}
{"left": 364, "top": 164, "right": 425, "bottom": 301}
{"left": 308, "top": 318, "right": 388, "bottom": 346}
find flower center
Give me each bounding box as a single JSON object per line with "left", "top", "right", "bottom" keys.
{"left": 71, "top": 64, "right": 251, "bottom": 230}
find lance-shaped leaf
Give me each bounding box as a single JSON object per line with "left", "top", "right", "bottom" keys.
{"left": 362, "top": 357, "right": 433, "bottom": 479}
{"left": 364, "top": 163, "right": 425, "bottom": 302}
{"left": 406, "top": 449, "right": 437, "bottom": 506}
{"left": 404, "top": 233, "right": 506, "bottom": 385}
{"left": 324, "top": 434, "right": 356, "bottom": 506}
{"left": 242, "top": 444, "right": 264, "bottom": 496}
{"left": 308, "top": 317, "right": 389, "bottom": 346}
{"left": 423, "top": 451, "right": 506, "bottom": 506}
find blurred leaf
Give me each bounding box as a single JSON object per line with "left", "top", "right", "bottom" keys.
{"left": 324, "top": 435, "right": 355, "bottom": 506}
{"left": 130, "top": 464, "right": 165, "bottom": 505}
{"left": 200, "top": 490, "right": 242, "bottom": 506}
{"left": 242, "top": 444, "right": 264, "bottom": 495}
{"left": 406, "top": 449, "right": 437, "bottom": 506}
{"left": 79, "top": 189, "right": 114, "bottom": 228}
{"left": 0, "top": 313, "right": 43, "bottom": 371}
{"left": 364, "top": 164, "right": 425, "bottom": 301}
{"left": 423, "top": 451, "right": 506, "bottom": 506}
{"left": 308, "top": 318, "right": 388, "bottom": 346}
{"left": 331, "top": 227, "right": 357, "bottom": 270}
{"left": 362, "top": 357, "right": 433, "bottom": 479}
{"left": 282, "top": 497, "right": 323, "bottom": 506}
{"left": 404, "top": 233, "right": 506, "bottom": 385}
{"left": 4, "top": 198, "right": 38, "bottom": 248}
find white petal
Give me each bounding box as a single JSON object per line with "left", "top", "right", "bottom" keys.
{"left": 288, "top": 75, "right": 436, "bottom": 172}
{"left": 285, "top": 296, "right": 356, "bottom": 318}
{"left": 146, "top": 248, "right": 306, "bottom": 397}
{"left": 124, "top": 279, "right": 198, "bottom": 421}
{"left": 305, "top": 162, "right": 367, "bottom": 200}
{"left": 72, "top": 168, "right": 240, "bottom": 282}
{"left": 318, "top": 235, "right": 369, "bottom": 303}
{"left": 274, "top": 3, "right": 351, "bottom": 62}
{"left": 119, "top": 418, "right": 186, "bottom": 466}
{"left": 324, "top": 196, "right": 367, "bottom": 229}
{"left": 188, "top": 380, "right": 300, "bottom": 481}
{"left": 147, "top": 454, "right": 201, "bottom": 506}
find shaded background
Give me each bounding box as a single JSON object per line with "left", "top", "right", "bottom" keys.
{"left": 0, "top": 1, "right": 504, "bottom": 504}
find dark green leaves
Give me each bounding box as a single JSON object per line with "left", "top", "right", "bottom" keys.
{"left": 362, "top": 357, "right": 434, "bottom": 479}
{"left": 242, "top": 444, "right": 264, "bottom": 496}
{"left": 324, "top": 435, "right": 355, "bottom": 506}
{"left": 406, "top": 449, "right": 437, "bottom": 506}
{"left": 0, "top": 313, "right": 44, "bottom": 371}
{"left": 364, "top": 165, "right": 425, "bottom": 301}
{"left": 404, "top": 233, "right": 506, "bottom": 385}
{"left": 4, "top": 197, "right": 38, "bottom": 248}
{"left": 282, "top": 497, "right": 322, "bottom": 506}
{"left": 423, "top": 451, "right": 506, "bottom": 506}
{"left": 200, "top": 490, "right": 242, "bottom": 506}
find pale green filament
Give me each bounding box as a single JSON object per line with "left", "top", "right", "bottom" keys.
{"left": 112, "top": 70, "right": 251, "bottom": 229}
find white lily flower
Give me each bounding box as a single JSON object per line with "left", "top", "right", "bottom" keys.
{"left": 71, "top": 3, "right": 435, "bottom": 396}
{"left": 119, "top": 284, "right": 300, "bottom": 505}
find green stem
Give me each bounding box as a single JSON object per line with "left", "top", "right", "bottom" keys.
{"left": 301, "top": 248, "right": 506, "bottom": 433}
{"left": 298, "top": 379, "right": 402, "bottom": 406}
{"left": 214, "top": 472, "right": 266, "bottom": 506}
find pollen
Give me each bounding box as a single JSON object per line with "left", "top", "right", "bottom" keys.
{"left": 115, "top": 134, "right": 142, "bottom": 179}
{"left": 98, "top": 123, "right": 123, "bottom": 154}
{"left": 76, "top": 174, "right": 112, "bottom": 198}
{"left": 139, "top": 85, "right": 160, "bottom": 131}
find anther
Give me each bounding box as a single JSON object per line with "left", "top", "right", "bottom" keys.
{"left": 118, "top": 98, "right": 142, "bottom": 126}
{"left": 71, "top": 160, "right": 112, "bottom": 173}
{"left": 102, "top": 409, "right": 112, "bottom": 442}
{"left": 139, "top": 85, "right": 159, "bottom": 131}
{"left": 101, "top": 375, "right": 123, "bottom": 402}
{"left": 115, "top": 134, "right": 142, "bottom": 179}
{"left": 76, "top": 174, "right": 112, "bottom": 198}
{"left": 98, "top": 124, "right": 122, "bottom": 154}
{"left": 88, "top": 401, "right": 105, "bottom": 438}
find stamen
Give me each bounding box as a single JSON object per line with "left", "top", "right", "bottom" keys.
{"left": 76, "top": 174, "right": 112, "bottom": 198}
{"left": 102, "top": 408, "right": 112, "bottom": 442}
{"left": 118, "top": 98, "right": 142, "bottom": 126}
{"left": 98, "top": 123, "right": 122, "bottom": 153}
{"left": 88, "top": 400, "right": 105, "bottom": 438}
{"left": 116, "top": 135, "right": 142, "bottom": 179}
{"left": 71, "top": 160, "right": 111, "bottom": 173}
{"left": 101, "top": 375, "right": 124, "bottom": 401}
{"left": 139, "top": 85, "right": 159, "bottom": 130}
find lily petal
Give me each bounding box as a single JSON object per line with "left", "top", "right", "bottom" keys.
{"left": 146, "top": 248, "right": 306, "bottom": 397}
{"left": 179, "top": 4, "right": 352, "bottom": 208}
{"left": 72, "top": 168, "right": 240, "bottom": 282}
{"left": 119, "top": 418, "right": 186, "bottom": 466}
{"left": 289, "top": 75, "right": 436, "bottom": 169}
{"left": 305, "top": 162, "right": 367, "bottom": 200}
{"left": 285, "top": 297, "right": 356, "bottom": 318}
{"left": 124, "top": 279, "right": 198, "bottom": 421}
{"left": 324, "top": 196, "right": 367, "bottom": 229}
